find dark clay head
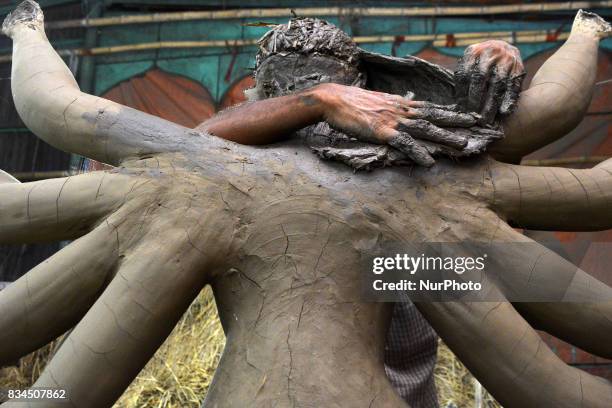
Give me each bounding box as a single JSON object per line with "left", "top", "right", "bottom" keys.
{"left": 253, "top": 18, "right": 365, "bottom": 98}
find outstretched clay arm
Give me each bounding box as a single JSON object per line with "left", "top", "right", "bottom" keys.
{"left": 417, "top": 298, "right": 612, "bottom": 408}
{"left": 491, "top": 10, "right": 611, "bottom": 163}
{"left": 2, "top": 1, "right": 214, "bottom": 165}
{"left": 514, "top": 301, "right": 612, "bottom": 360}
{"left": 489, "top": 157, "right": 612, "bottom": 231}
{"left": 0, "top": 171, "right": 137, "bottom": 243}
{"left": 0, "top": 221, "right": 120, "bottom": 366}
{"left": 472, "top": 220, "right": 612, "bottom": 359}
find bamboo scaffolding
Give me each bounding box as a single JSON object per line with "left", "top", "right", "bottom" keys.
{"left": 0, "top": 29, "right": 573, "bottom": 62}
{"left": 44, "top": 2, "right": 612, "bottom": 30}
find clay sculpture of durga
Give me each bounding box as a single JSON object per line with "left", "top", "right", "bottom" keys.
{"left": 0, "top": 1, "right": 611, "bottom": 407}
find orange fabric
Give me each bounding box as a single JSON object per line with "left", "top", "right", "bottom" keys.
{"left": 102, "top": 69, "right": 217, "bottom": 128}
{"left": 219, "top": 75, "right": 255, "bottom": 110}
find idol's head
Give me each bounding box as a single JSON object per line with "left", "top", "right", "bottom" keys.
{"left": 250, "top": 18, "right": 365, "bottom": 100}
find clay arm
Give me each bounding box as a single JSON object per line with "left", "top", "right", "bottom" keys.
{"left": 0, "top": 171, "right": 137, "bottom": 244}
{"left": 1, "top": 1, "right": 210, "bottom": 166}
{"left": 197, "top": 84, "right": 475, "bottom": 167}
{"left": 469, "top": 218, "right": 612, "bottom": 358}
{"left": 0, "top": 220, "right": 121, "bottom": 366}
{"left": 491, "top": 10, "right": 611, "bottom": 163}
{"left": 489, "top": 158, "right": 612, "bottom": 231}
{"left": 417, "top": 298, "right": 612, "bottom": 408}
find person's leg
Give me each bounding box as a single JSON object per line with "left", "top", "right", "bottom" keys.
{"left": 385, "top": 301, "right": 439, "bottom": 408}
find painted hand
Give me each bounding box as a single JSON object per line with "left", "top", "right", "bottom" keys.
{"left": 318, "top": 83, "right": 475, "bottom": 167}
{"left": 454, "top": 40, "right": 526, "bottom": 123}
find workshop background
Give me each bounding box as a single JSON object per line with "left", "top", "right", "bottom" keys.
{"left": 0, "top": 1, "right": 611, "bottom": 407}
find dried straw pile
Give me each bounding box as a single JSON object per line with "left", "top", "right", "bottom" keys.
{"left": 435, "top": 341, "right": 501, "bottom": 408}
{"left": 1, "top": 287, "right": 499, "bottom": 407}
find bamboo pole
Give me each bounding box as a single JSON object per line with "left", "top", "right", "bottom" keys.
{"left": 44, "top": 2, "right": 612, "bottom": 30}
{"left": 0, "top": 29, "right": 573, "bottom": 63}
{"left": 11, "top": 171, "right": 74, "bottom": 181}
{"left": 521, "top": 155, "right": 610, "bottom": 166}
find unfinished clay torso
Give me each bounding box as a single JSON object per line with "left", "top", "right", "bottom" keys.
{"left": 112, "top": 142, "right": 491, "bottom": 408}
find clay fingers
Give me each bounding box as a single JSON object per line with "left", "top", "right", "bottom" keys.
{"left": 455, "top": 47, "right": 500, "bottom": 115}
{"left": 498, "top": 72, "right": 525, "bottom": 117}
{"left": 397, "top": 118, "right": 468, "bottom": 149}
{"left": 454, "top": 52, "right": 473, "bottom": 110}
{"left": 466, "top": 55, "right": 492, "bottom": 113}
{"left": 409, "top": 105, "right": 477, "bottom": 128}
{"left": 385, "top": 129, "right": 435, "bottom": 167}
{"left": 479, "top": 67, "right": 509, "bottom": 124}
{"left": 456, "top": 49, "right": 524, "bottom": 125}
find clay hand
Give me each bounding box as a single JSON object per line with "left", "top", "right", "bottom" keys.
{"left": 454, "top": 40, "right": 526, "bottom": 124}
{"left": 318, "top": 84, "right": 475, "bottom": 167}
